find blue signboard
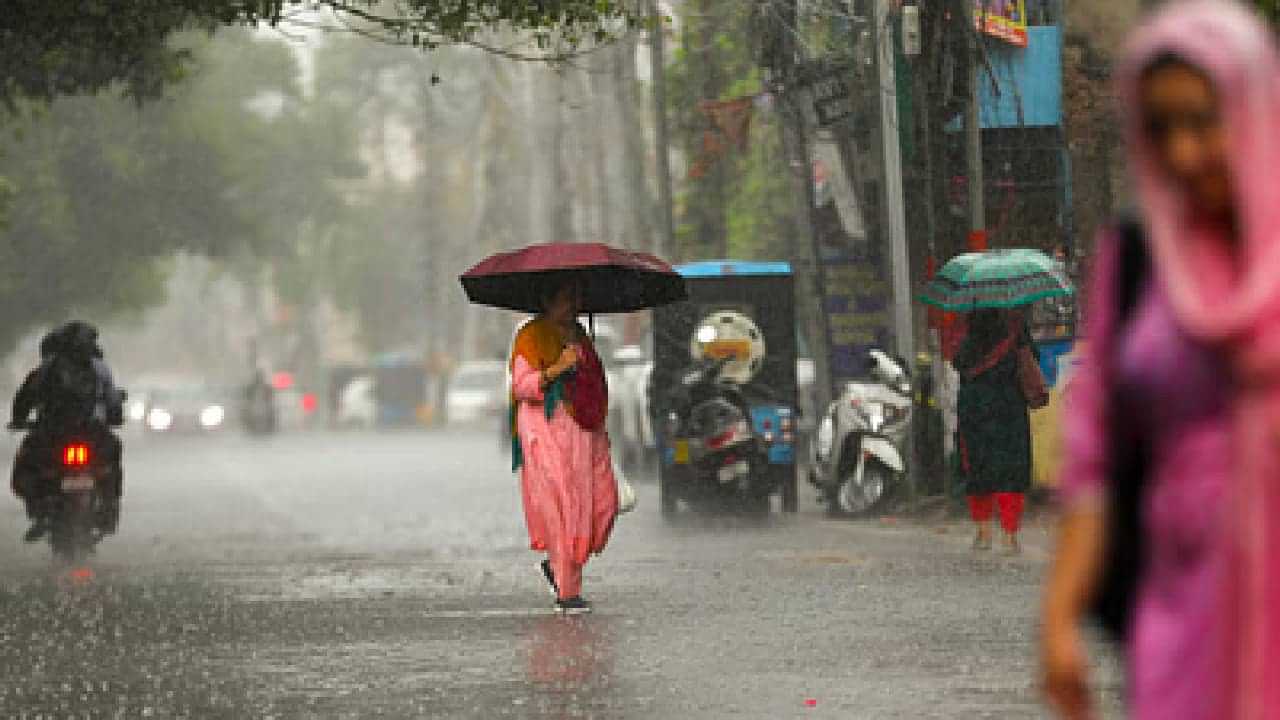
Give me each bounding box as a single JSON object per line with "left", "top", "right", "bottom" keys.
{"left": 821, "top": 258, "right": 893, "bottom": 382}
{"left": 945, "top": 25, "right": 1063, "bottom": 130}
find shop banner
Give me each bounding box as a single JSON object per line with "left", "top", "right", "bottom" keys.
{"left": 974, "top": 0, "right": 1028, "bottom": 47}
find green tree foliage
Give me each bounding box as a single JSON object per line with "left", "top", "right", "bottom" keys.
{"left": 665, "top": 2, "right": 792, "bottom": 263}
{"left": 1256, "top": 0, "right": 1280, "bottom": 26}
{"left": 264, "top": 35, "right": 430, "bottom": 353}
{"left": 0, "top": 30, "right": 362, "bottom": 355}
{"left": 0, "top": 0, "right": 634, "bottom": 111}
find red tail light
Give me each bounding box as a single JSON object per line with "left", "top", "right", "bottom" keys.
{"left": 63, "top": 444, "right": 90, "bottom": 468}
{"left": 707, "top": 431, "right": 734, "bottom": 450}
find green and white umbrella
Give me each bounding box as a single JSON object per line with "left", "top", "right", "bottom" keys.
{"left": 918, "top": 248, "right": 1073, "bottom": 312}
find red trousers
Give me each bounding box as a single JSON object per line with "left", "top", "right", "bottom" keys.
{"left": 967, "top": 493, "right": 1025, "bottom": 534}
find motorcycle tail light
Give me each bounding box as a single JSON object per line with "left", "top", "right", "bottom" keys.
{"left": 62, "top": 444, "right": 90, "bottom": 468}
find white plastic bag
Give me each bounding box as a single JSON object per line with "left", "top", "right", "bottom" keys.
{"left": 615, "top": 458, "right": 637, "bottom": 515}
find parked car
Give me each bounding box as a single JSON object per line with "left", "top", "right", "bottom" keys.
{"left": 609, "top": 346, "right": 651, "bottom": 473}
{"left": 447, "top": 360, "right": 508, "bottom": 426}
{"left": 337, "top": 375, "right": 376, "bottom": 429}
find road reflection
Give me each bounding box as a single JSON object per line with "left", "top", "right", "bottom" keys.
{"left": 524, "top": 613, "right": 617, "bottom": 717}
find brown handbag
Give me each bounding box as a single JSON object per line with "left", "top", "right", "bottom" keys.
{"left": 1017, "top": 346, "right": 1049, "bottom": 409}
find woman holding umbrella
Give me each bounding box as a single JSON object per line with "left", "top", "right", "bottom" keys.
{"left": 509, "top": 280, "right": 616, "bottom": 614}
{"left": 462, "top": 243, "right": 686, "bottom": 614}
{"left": 952, "top": 309, "right": 1038, "bottom": 554}
{"left": 922, "top": 248, "right": 1070, "bottom": 554}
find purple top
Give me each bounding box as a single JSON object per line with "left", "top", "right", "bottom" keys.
{"left": 1062, "top": 276, "right": 1232, "bottom": 719}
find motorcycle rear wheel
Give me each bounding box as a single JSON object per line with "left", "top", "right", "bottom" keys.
{"left": 49, "top": 495, "right": 95, "bottom": 564}
{"left": 829, "top": 462, "right": 892, "bottom": 518}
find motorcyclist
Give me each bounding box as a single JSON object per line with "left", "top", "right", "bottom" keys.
{"left": 242, "top": 369, "right": 277, "bottom": 434}
{"left": 9, "top": 322, "right": 125, "bottom": 540}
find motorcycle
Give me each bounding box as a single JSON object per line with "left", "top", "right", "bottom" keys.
{"left": 659, "top": 356, "right": 776, "bottom": 513}
{"left": 11, "top": 421, "right": 115, "bottom": 562}
{"left": 809, "top": 350, "right": 913, "bottom": 518}
{"left": 242, "top": 386, "right": 278, "bottom": 437}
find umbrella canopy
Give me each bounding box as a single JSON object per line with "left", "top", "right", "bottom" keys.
{"left": 918, "top": 248, "right": 1074, "bottom": 312}
{"left": 460, "top": 243, "right": 687, "bottom": 314}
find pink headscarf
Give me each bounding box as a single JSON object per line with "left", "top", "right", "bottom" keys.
{"left": 1118, "top": 2, "right": 1280, "bottom": 715}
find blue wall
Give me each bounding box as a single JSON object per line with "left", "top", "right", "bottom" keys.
{"left": 978, "top": 26, "right": 1062, "bottom": 128}
{"left": 946, "top": 25, "right": 1063, "bottom": 131}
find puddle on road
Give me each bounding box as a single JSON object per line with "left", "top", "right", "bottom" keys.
{"left": 758, "top": 550, "right": 873, "bottom": 566}
{"left": 232, "top": 567, "right": 467, "bottom": 602}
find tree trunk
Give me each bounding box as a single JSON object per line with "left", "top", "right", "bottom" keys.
{"left": 551, "top": 69, "right": 575, "bottom": 244}
{"left": 615, "top": 37, "right": 654, "bottom": 251}
{"left": 588, "top": 53, "right": 613, "bottom": 243}
{"left": 648, "top": 0, "right": 676, "bottom": 257}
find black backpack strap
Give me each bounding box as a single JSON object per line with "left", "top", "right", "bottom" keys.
{"left": 1091, "top": 211, "right": 1152, "bottom": 643}
{"left": 1114, "top": 211, "right": 1150, "bottom": 323}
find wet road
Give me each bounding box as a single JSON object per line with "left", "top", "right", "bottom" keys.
{"left": 0, "top": 430, "right": 1122, "bottom": 719}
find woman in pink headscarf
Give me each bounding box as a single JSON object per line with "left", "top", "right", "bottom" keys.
{"left": 1041, "top": 2, "right": 1280, "bottom": 718}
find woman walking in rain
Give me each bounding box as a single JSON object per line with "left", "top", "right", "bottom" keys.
{"left": 1042, "top": 2, "right": 1280, "bottom": 718}
{"left": 509, "top": 280, "right": 617, "bottom": 615}
{"left": 953, "top": 309, "right": 1036, "bottom": 554}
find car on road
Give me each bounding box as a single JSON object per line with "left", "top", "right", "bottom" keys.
{"left": 446, "top": 360, "right": 508, "bottom": 427}
{"left": 143, "top": 385, "right": 233, "bottom": 434}
{"left": 609, "top": 346, "right": 652, "bottom": 473}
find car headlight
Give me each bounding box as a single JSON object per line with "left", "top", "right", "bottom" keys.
{"left": 147, "top": 408, "right": 173, "bottom": 431}
{"left": 128, "top": 401, "right": 147, "bottom": 422}
{"left": 200, "top": 405, "right": 225, "bottom": 428}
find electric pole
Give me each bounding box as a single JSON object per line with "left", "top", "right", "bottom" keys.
{"left": 766, "top": 0, "right": 833, "bottom": 416}
{"left": 966, "top": 16, "right": 985, "bottom": 249}
{"left": 875, "top": 0, "right": 917, "bottom": 507}
{"left": 875, "top": 0, "right": 914, "bottom": 375}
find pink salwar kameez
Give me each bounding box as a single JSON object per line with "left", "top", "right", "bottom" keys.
{"left": 1062, "top": 3, "right": 1280, "bottom": 717}
{"left": 511, "top": 353, "right": 617, "bottom": 600}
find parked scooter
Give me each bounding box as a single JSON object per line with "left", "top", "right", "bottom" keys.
{"left": 809, "top": 350, "right": 912, "bottom": 517}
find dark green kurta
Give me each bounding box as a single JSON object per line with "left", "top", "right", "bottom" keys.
{"left": 954, "top": 336, "right": 1034, "bottom": 496}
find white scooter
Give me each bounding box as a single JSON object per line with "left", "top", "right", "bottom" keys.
{"left": 809, "top": 350, "right": 913, "bottom": 518}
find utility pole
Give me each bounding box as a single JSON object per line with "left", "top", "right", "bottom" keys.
{"left": 875, "top": 0, "right": 916, "bottom": 506}
{"left": 648, "top": 0, "right": 676, "bottom": 259}
{"left": 767, "top": 0, "right": 833, "bottom": 416}
{"left": 966, "top": 16, "right": 986, "bottom": 249}
{"left": 875, "top": 1, "right": 914, "bottom": 371}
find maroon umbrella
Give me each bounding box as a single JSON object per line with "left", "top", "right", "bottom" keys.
{"left": 460, "top": 243, "right": 686, "bottom": 314}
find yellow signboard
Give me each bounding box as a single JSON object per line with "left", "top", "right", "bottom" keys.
{"left": 674, "top": 440, "right": 690, "bottom": 465}
{"left": 975, "top": 0, "right": 1028, "bottom": 48}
